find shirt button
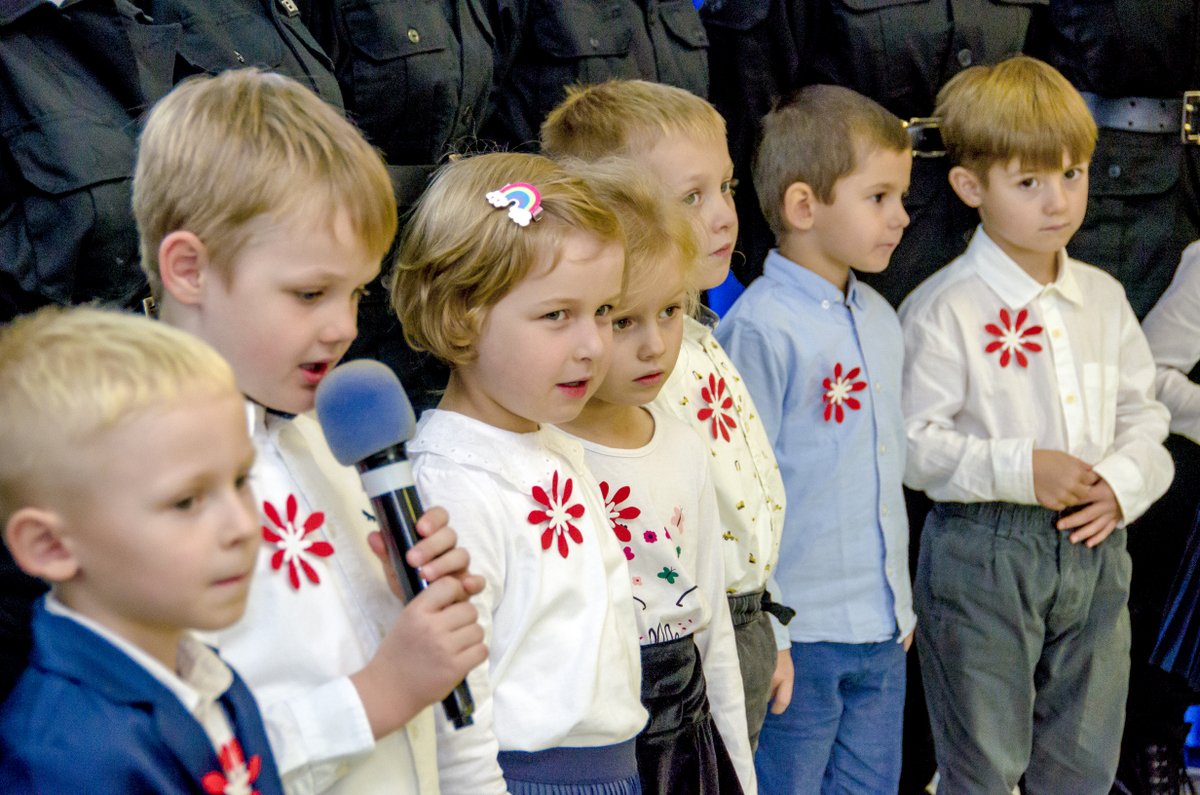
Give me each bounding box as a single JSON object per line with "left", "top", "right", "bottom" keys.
{"left": 874, "top": 382, "right": 883, "bottom": 391}
{"left": 957, "top": 48, "right": 973, "bottom": 67}
{"left": 407, "top": 27, "right": 421, "bottom": 43}
{"left": 1065, "top": 394, "right": 1077, "bottom": 404}
{"left": 879, "top": 443, "right": 887, "bottom": 454}
{"left": 881, "top": 505, "right": 890, "bottom": 517}
{"left": 821, "top": 299, "right": 831, "bottom": 309}
{"left": 1108, "top": 164, "right": 1122, "bottom": 179}
{"left": 1052, "top": 328, "right": 1063, "bottom": 338}
{"left": 589, "top": 37, "right": 600, "bottom": 49}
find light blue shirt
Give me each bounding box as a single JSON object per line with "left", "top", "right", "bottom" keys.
{"left": 716, "top": 251, "right": 915, "bottom": 644}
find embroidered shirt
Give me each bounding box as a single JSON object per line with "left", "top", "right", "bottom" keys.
{"left": 409, "top": 410, "right": 647, "bottom": 795}
{"left": 650, "top": 306, "right": 786, "bottom": 598}
{"left": 717, "top": 252, "right": 915, "bottom": 646}
{"left": 201, "top": 402, "right": 438, "bottom": 795}
{"left": 1142, "top": 240, "right": 1200, "bottom": 445}
{"left": 559, "top": 406, "right": 755, "bottom": 791}
{"left": 900, "top": 227, "right": 1173, "bottom": 524}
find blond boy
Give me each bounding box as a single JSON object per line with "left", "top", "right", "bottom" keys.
{"left": 542, "top": 80, "right": 789, "bottom": 749}
{"left": 900, "top": 56, "right": 1173, "bottom": 793}
{"left": 135, "top": 70, "right": 486, "bottom": 795}
{"left": 0, "top": 307, "right": 282, "bottom": 793}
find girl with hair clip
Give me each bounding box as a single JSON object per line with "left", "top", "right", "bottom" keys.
{"left": 389, "top": 152, "right": 647, "bottom": 795}
{"left": 555, "top": 159, "right": 755, "bottom": 794}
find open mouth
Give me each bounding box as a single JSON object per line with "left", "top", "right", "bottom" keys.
{"left": 635, "top": 371, "right": 663, "bottom": 385}
{"left": 299, "top": 362, "right": 329, "bottom": 385}
{"left": 557, "top": 379, "right": 589, "bottom": 398}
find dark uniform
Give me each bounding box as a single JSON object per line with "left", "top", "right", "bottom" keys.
{"left": 295, "top": 0, "right": 498, "bottom": 413}
{"left": 0, "top": 0, "right": 343, "bottom": 702}
{"left": 1040, "top": 5, "right": 1200, "bottom": 792}
{"left": 484, "top": 0, "right": 710, "bottom": 151}
{"left": 703, "top": 0, "right": 1044, "bottom": 307}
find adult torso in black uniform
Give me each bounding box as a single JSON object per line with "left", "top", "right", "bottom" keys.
{"left": 1041, "top": 5, "right": 1200, "bottom": 790}
{"left": 703, "top": 0, "right": 1044, "bottom": 307}
{"left": 0, "top": 0, "right": 343, "bottom": 702}
{"left": 483, "top": 0, "right": 710, "bottom": 151}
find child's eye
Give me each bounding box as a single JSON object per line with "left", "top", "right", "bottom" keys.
{"left": 353, "top": 285, "right": 371, "bottom": 301}
{"left": 296, "top": 290, "right": 323, "bottom": 302}
{"left": 660, "top": 305, "right": 681, "bottom": 319}
{"left": 595, "top": 304, "right": 613, "bottom": 318}
{"left": 870, "top": 193, "right": 885, "bottom": 203}
{"left": 543, "top": 310, "right": 566, "bottom": 321}
{"left": 1064, "top": 167, "right": 1084, "bottom": 180}
{"left": 682, "top": 191, "right": 701, "bottom": 207}
{"left": 172, "top": 494, "right": 197, "bottom": 512}
{"left": 235, "top": 471, "right": 253, "bottom": 492}
{"left": 722, "top": 179, "right": 738, "bottom": 196}
{"left": 613, "top": 317, "right": 634, "bottom": 331}
{"left": 1019, "top": 177, "right": 1039, "bottom": 189}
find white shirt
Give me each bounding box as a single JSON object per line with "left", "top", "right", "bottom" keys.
{"left": 1142, "top": 240, "right": 1200, "bottom": 444}
{"left": 560, "top": 407, "right": 756, "bottom": 793}
{"left": 410, "top": 410, "right": 647, "bottom": 795}
{"left": 900, "top": 227, "right": 1172, "bottom": 524}
{"left": 650, "top": 309, "right": 786, "bottom": 597}
{"left": 201, "top": 403, "right": 438, "bottom": 795}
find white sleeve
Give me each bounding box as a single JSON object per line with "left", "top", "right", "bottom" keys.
{"left": 690, "top": 467, "right": 757, "bottom": 794}
{"left": 1091, "top": 298, "right": 1174, "bottom": 525}
{"left": 1142, "top": 241, "right": 1200, "bottom": 445}
{"left": 901, "top": 306, "right": 1037, "bottom": 504}
{"left": 416, "top": 462, "right": 510, "bottom": 795}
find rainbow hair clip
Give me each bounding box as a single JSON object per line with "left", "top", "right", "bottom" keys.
{"left": 485, "top": 182, "right": 544, "bottom": 227}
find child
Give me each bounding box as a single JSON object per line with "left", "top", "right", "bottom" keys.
{"left": 556, "top": 161, "right": 755, "bottom": 793}
{"left": 900, "top": 56, "right": 1173, "bottom": 792}
{"left": 135, "top": 70, "right": 488, "bottom": 795}
{"left": 0, "top": 307, "right": 282, "bottom": 793}
{"left": 390, "top": 152, "right": 647, "bottom": 794}
{"left": 716, "top": 85, "right": 916, "bottom": 793}
{"left": 542, "top": 79, "right": 789, "bottom": 750}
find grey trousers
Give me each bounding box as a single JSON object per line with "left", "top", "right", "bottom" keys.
{"left": 729, "top": 590, "right": 778, "bottom": 752}
{"left": 915, "top": 502, "right": 1132, "bottom": 795}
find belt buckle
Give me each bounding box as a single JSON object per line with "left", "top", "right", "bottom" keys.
{"left": 904, "top": 117, "right": 946, "bottom": 158}
{"left": 1184, "top": 91, "right": 1200, "bottom": 145}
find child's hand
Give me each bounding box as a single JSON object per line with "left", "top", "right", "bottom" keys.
{"left": 1056, "top": 477, "right": 1123, "bottom": 548}
{"left": 366, "top": 505, "right": 485, "bottom": 600}
{"left": 1032, "top": 449, "right": 1098, "bottom": 511}
{"left": 767, "top": 649, "right": 794, "bottom": 715}
{"left": 351, "top": 575, "right": 488, "bottom": 739}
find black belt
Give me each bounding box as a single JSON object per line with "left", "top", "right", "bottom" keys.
{"left": 1081, "top": 91, "right": 1200, "bottom": 144}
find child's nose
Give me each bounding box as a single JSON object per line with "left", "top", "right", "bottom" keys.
{"left": 1045, "top": 180, "right": 1070, "bottom": 213}
{"left": 321, "top": 305, "right": 358, "bottom": 345}
{"left": 641, "top": 326, "right": 665, "bottom": 359}
{"left": 708, "top": 194, "right": 736, "bottom": 233}
{"left": 225, "top": 491, "right": 258, "bottom": 545}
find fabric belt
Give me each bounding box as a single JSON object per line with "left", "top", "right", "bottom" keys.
{"left": 726, "top": 589, "right": 796, "bottom": 628}
{"left": 1081, "top": 91, "right": 1199, "bottom": 144}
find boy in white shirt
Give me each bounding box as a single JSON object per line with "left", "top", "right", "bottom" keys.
{"left": 900, "top": 55, "right": 1173, "bottom": 794}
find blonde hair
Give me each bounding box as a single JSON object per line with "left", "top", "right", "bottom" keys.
{"left": 134, "top": 69, "right": 396, "bottom": 298}
{"left": 390, "top": 152, "right": 623, "bottom": 365}
{"left": 754, "top": 85, "right": 911, "bottom": 239}
{"left": 540, "top": 80, "right": 726, "bottom": 159}
{"left": 0, "top": 306, "right": 237, "bottom": 523}
{"left": 935, "top": 55, "right": 1097, "bottom": 180}
{"left": 567, "top": 157, "right": 701, "bottom": 313}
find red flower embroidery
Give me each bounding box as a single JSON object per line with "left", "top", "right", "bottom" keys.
{"left": 261, "top": 494, "right": 334, "bottom": 591}
{"left": 985, "top": 307, "right": 1043, "bottom": 368}
{"left": 599, "top": 481, "right": 641, "bottom": 561}
{"left": 822, "top": 362, "right": 867, "bottom": 423}
{"left": 697, "top": 373, "right": 738, "bottom": 442}
{"left": 201, "top": 739, "right": 262, "bottom": 795}
{"left": 528, "top": 471, "right": 586, "bottom": 558}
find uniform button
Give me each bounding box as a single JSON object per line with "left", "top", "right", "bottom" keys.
{"left": 407, "top": 27, "right": 421, "bottom": 44}
{"left": 589, "top": 37, "right": 600, "bottom": 49}
{"left": 957, "top": 48, "right": 973, "bottom": 67}
{"left": 874, "top": 382, "right": 883, "bottom": 391}
{"left": 821, "top": 299, "right": 831, "bottom": 309}
{"left": 879, "top": 444, "right": 887, "bottom": 454}
{"left": 1108, "top": 164, "right": 1122, "bottom": 179}
{"left": 881, "top": 505, "right": 890, "bottom": 517}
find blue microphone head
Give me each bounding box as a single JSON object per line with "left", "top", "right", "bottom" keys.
{"left": 315, "top": 360, "right": 417, "bottom": 466}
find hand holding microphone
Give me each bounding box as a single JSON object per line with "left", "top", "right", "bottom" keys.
{"left": 317, "top": 360, "right": 482, "bottom": 730}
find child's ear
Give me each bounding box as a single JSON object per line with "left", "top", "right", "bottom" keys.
{"left": 782, "top": 182, "right": 817, "bottom": 232}
{"left": 5, "top": 508, "right": 79, "bottom": 584}
{"left": 948, "top": 166, "right": 985, "bottom": 208}
{"left": 158, "top": 231, "right": 211, "bottom": 306}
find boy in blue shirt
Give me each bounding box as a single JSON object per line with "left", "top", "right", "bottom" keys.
{"left": 716, "top": 84, "right": 916, "bottom": 793}
{"left": 901, "top": 55, "right": 1172, "bottom": 794}
{"left": 0, "top": 307, "right": 282, "bottom": 793}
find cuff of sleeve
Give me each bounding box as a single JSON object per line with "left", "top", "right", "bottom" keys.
{"left": 992, "top": 438, "right": 1037, "bottom": 504}
{"left": 266, "top": 676, "right": 376, "bottom": 792}
{"left": 1092, "top": 453, "right": 1146, "bottom": 527}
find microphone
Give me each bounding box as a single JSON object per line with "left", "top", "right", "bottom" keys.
{"left": 315, "top": 360, "right": 474, "bottom": 729}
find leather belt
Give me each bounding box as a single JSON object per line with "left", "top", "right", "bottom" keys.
{"left": 1081, "top": 91, "right": 1200, "bottom": 144}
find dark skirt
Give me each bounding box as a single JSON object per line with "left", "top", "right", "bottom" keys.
{"left": 1152, "top": 509, "right": 1200, "bottom": 689}
{"left": 637, "top": 635, "right": 744, "bottom": 795}
{"left": 498, "top": 740, "right": 642, "bottom": 795}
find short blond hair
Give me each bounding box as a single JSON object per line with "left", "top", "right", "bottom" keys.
{"left": 936, "top": 55, "right": 1097, "bottom": 180}
{"left": 0, "top": 307, "right": 237, "bottom": 523}
{"left": 390, "top": 152, "right": 623, "bottom": 365}
{"left": 134, "top": 69, "right": 396, "bottom": 298}
{"left": 540, "top": 80, "right": 726, "bottom": 160}
{"left": 754, "top": 85, "right": 911, "bottom": 239}
{"left": 567, "top": 157, "right": 701, "bottom": 313}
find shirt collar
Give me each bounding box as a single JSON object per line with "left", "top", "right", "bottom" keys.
{"left": 45, "top": 595, "right": 233, "bottom": 714}
{"left": 764, "top": 249, "right": 866, "bottom": 310}
{"left": 968, "top": 226, "right": 1084, "bottom": 308}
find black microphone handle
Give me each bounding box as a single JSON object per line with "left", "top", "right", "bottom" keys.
{"left": 361, "top": 453, "right": 475, "bottom": 729}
